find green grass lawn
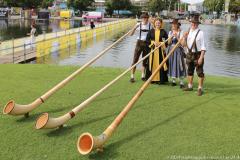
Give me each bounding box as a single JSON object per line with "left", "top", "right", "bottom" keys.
{"left": 0, "top": 64, "right": 240, "bottom": 160}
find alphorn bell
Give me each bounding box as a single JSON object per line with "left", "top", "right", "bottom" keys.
{"left": 77, "top": 38, "right": 183, "bottom": 155}
{"left": 3, "top": 21, "right": 135, "bottom": 117}
{"left": 35, "top": 36, "right": 173, "bottom": 129}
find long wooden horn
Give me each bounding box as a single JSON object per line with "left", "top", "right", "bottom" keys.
{"left": 35, "top": 36, "right": 173, "bottom": 129}
{"left": 77, "top": 38, "right": 183, "bottom": 155}
{"left": 3, "top": 22, "right": 135, "bottom": 117}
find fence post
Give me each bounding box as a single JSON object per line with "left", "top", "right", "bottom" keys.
{"left": 24, "top": 43, "right": 26, "bottom": 63}
{"left": 68, "top": 31, "right": 70, "bottom": 55}
{"left": 12, "top": 38, "right": 15, "bottom": 63}
{"left": 43, "top": 32, "right": 46, "bottom": 57}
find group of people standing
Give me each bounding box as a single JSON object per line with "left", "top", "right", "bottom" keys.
{"left": 130, "top": 13, "right": 206, "bottom": 96}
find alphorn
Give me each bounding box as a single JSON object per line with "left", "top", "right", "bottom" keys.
{"left": 77, "top": 38, "right": 183, "bottom": 155}
{"left": 35, "top": 36, "right": 173, "bottom": 130}
{"left": 3, "top": 23, "right": 135, "bottom": 117}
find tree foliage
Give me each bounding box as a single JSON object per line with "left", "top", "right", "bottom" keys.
{"left": 2, "top": 0, "right": 51, "bottom": 8}
{"left": 105, "top": 0, "right": 133, "bottom": 15}
{"left": 203, "top": 0, "right": 225, "bottom": 13}
{"left": 105, "top": 0, "right": 114, "bottom": 15}
{"left": 148, "top": 0, "right": 178, "bottom": 13}
{"left": 203, "top": 0, "right": 240, "bottom": 14}
{"left": 229, "top": 0, "right": 240, "bottom": 14}
{"left": 67, "top": 0, "right": 94, "bottom": 11}
{"left": 41, "top": 0, "right": 54, "bottom": 9}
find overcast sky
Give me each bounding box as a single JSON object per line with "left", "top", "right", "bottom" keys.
{"left": 180, "top": 0, "right": 204, "bottom": 4}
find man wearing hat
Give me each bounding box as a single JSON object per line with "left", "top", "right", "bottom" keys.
{"left": 129, "top": 12, "right": 152, "bottom": 83}
{"left": 183, "top": 14, "right": 206, "bottom": 96}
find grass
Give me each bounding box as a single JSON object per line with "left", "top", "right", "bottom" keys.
{"left": 0, "top": 64, "right": 240, "bottom": 160}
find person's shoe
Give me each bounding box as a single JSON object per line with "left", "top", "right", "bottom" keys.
{"left": 197, "top": 88, "right": 203, "bottom": 96}
{"left": 129, "top": 78, "right": 135, "bottom": 83}
{"left": 180, "top": 84, "right": 185, "bottom": 89}
{"left": 171, "top": 82, "right": 177, "bottom": 86}
{"left": 141, "top": 77, "right": 146, "bottom": 81}
{"left": 183, "top": 87, "right": 193, "bottom": 91}
{"left": 158, "top": 82, "right": 165, "bottom": 85}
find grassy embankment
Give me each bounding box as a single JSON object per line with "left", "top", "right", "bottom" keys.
{"left": 0, "top": 64, "right": 240, "bottom": 160}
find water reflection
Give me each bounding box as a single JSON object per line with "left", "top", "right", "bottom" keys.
{"left": 34, "top": 23, "right": 240, "bottom": 77}
{"left": 0, "top": 19, "right": 103, "bottom": 41}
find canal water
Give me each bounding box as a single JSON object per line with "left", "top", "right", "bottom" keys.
{"left": 0, "top": 19, "right": 106, "bottom": 41}
{"left": 35, "top": 22, "right": 240, "bottom": 78}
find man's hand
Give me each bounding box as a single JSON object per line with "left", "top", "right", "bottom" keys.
{"left": 198, "top": 51, "right": 205, "bottom": 65}
{"left": 130, "top": 24, "right": 139, "bottom": 36}
{"left": 198, "top": 57, "right": 203, "bottom": 65}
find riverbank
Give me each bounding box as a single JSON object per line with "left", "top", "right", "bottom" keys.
{"left": 0, "top": 19, "right": 135, "bottom": 64}
{"left": 0, "top": 65, "right": 240, "bottom": 160}
{"left": 177, "top": 19, "right": 239, "bottom": 25}
{"left": 7, "top": 15, "right": 121, "bottom": 21}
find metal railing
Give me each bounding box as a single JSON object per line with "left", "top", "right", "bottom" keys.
{"left": 0, "top": 19, "right": 136, "bottom": 64}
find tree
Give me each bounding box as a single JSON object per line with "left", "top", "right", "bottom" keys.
{"left": 148, "top": 0, "right": 165, "bottom": 13}
{"left": 67, "top": 0, "right": 94, "bottom": 12}
{"left": 2, "top": 0, "right": 19, "bottom": 7}
{"left": 130, "top": 5, "right": 141, "bottom": 16}
{"left": 42, "top": 0, "right": 54, "bottom": 9}
{"left": 3, "top": 0, "right": 42, "bottom": 8}
{"left": 148, "top": 0, "right": 178, "bottom": 14}
{"left": 203, "top": 0, "right": 224, "bottom": 15}
{"left": 106, "top": 0, "right": 132, "bottom": 15}
{"left": 229, "top": 0, "right": 240, "bottom": 14}
{"left": 105, "top": 0, "right": 114, "bottom": 16}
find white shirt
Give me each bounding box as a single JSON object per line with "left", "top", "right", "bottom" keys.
{"left": 187, "top": 28, "right": 206, "bottom": 53}
{"left": 135, "top": 22, "right": 151, "bottom": 41}
{"left": 168, "top": 30, "right": 184, "bottom": 40}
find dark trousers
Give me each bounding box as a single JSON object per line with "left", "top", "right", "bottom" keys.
{"left": 132, "top": 40, "right": 149, "bottom": 67}
{"left": 186, "top": 52, "right": 204, "bottom": 78}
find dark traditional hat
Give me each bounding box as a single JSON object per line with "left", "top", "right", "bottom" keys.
{"left": 170, "top": 19, "right": 181, "bottom": 26}
{"left": 140, "top": 12, "right": 149, "bottom": 18}
{"left": 190, "top": 14, "right": 201, "bottom": 24}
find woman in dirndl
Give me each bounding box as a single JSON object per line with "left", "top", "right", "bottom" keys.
{"left": 167, "top": 19, "right": 186, "bottom": 88}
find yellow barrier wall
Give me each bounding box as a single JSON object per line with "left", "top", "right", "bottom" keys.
{"left": 0, "top": 19, "right": 136, "bottom": 59}
{"left": 60, "top": 11, "right": 72, "bottom": 19}
{"left": 37, "top": 20, "right": 135, "bottom": 57}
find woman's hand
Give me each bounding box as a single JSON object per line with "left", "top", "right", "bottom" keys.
{"left": 173, "top": 32, "right": 177, "bottom": 37}
{"left": 154, "top": 42, "right": 161, "bottom": 47}
{"left": 183, "top": 32, "right": 188, "bottom": 38}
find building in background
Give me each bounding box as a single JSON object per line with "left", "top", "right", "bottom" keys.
{"left": 131, "top": 0, "right": 149, "bottom": 8}
{"left": 188, "top": 2, "right": 204, "bottom": 13}
{"left": 52, "top": 0, "right": 68, "bottom": 10}
{"left": 94, "top": 0, "right": 106, "bottom": 12}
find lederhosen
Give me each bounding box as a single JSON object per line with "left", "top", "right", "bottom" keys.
{"left": 132, "top": 23, "right": 151, "bottom": 67}
{"left": 186, "top": 29, "right": 205, "bottom": 78}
